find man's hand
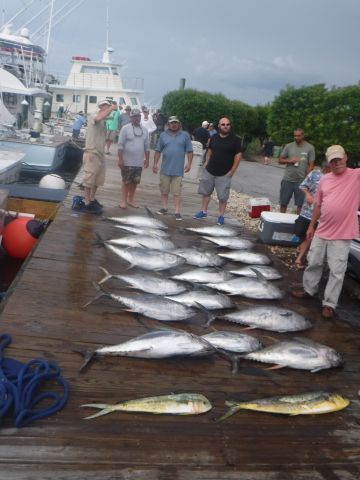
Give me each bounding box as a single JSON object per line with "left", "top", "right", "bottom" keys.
{"left": 152, "top": 164, "right": 159, "bottom": 174}
{"left": 184, "top": 162, "right": 191, "bottom": 173}
{"left": 144, "top": 158, "right": 149, "bottom": 169}
{"left": 306, "top": 225, "right": 315, "bottom": 241}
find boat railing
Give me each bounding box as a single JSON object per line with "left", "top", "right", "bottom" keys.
{"left": 51, "top": 72, "right": 144, "bottom": 92}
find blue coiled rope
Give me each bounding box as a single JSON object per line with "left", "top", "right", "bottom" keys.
{"left": 0, "top": 334, "right": 70, "bottom": 428}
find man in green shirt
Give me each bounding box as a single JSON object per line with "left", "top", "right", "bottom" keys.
{"left": 105, "top": 101, "right": 120, "bottom": 154}
{"left": 278, "top": 128, "right": 315, "bottom": 213}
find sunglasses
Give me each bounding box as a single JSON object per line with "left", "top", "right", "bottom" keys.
{"left": 220, "top": 123, "right": 230, "bottom": 126}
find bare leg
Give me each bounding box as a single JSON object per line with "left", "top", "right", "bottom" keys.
{"left": 160, "top": 194, "right": 169, "bottom": 210}
{"left": 105, "top": 140, "right": 111, "bottom": 153}
{"left": 119, "top": 183, "right": 129, "bottom": 208}
{"left": 295, "top": 238, "right": 311, "bottom": 269}
{"left": 280, "top": 205, "right": 287, "bottom": 213}
{"left": 201, "top": 195, "right": 211, "bottom": 213}
{"left": 84, "top": 185, "right": 97, "bottom": 204}
{"left": 174, "top": 195, "right": 181, "bottom": 214}
{"left": 127, "top": 183, "right": 139, "bottom": 208}
{"left": 219, "top": 201, "right": 227, "bottom": 216}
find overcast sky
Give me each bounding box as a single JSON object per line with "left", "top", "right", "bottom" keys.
{"left": 4, "top": 0, "right": 360, "bottom": 107}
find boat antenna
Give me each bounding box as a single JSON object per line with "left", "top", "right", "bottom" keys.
{"left": 0, "top": 0, "right": 37, "bottom": 30}
{"left": 45, "top": 0, "right": 54, "bottom": 53}
{"left": 106, "top": 3, "right": 110, "bottom": 50}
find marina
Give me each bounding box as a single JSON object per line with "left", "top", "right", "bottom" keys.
{"left": 0, "top": 152, "right": 359, "bottom": 479}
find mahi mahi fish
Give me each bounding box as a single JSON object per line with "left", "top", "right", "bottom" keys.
{"left": 206, "top": 277, "right": 284, "bottom": 299}
{"left": 218, "top": 250, "right": 272, "bottom": 265}
{"left": 202, "top": 236, "right": 254, "bottom": 250}
{"left": 173, "top": 248, "right": 225, "bottom": 267}
{"left": 81, "top": 393, "right": 212, "bottom": 419}
{"left": 229, "top": 265, "right": 282, "bottom": 280}
{"left": 84, "top": 283, "right": 196, "bottom": 321}
{"left": 105, "top": 215, "right": 168, "bottom": 230}
{"left": 102, "top": 235, "right": 175, "bottom": 251}
{"left": 216, "top": 306, "right": 311, "bottom": 332}
{"left": 201, "top": 331, "right": 262, "bottom": 353}
{"left": 79, "top": 329, "right": 218, "bottom": 370}
{"left": 185, "top": 225, "right": 240, "bottom": 237}
{"left": 244, "top": 337, "right": 343, "bottom": 372}
{"left": 98, "top": 267, "right": 187, "bottom": 295}
{"left": 165, "top": 290, "right": 234, "bottom": 310}
{"left": 104, "top": 244, "right": 185, "bottom": 271}
{"left": 113, "top": 225, "right": 170, "bottom": 238}
{"left": 217, "top": 391, "right": 350, "bottom": 422}
{"left": 171, "top": 268, "right": 233, "bottom": 284}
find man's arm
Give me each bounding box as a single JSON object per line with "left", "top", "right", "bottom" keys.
{"left": 95, "top": 104, "right": 116, "bottom": 123}
{"left": 228, "top": 152, "right": 242, "bottom": 176}
{"left": 306, "top": 203, "right": 321, "bottom": 240}
{"left": 118, "top": 149, "right": 124, "bottom": 168}
{"left": 144, "top": 150, "right": 150, "bottom": 169}
{"left": 153, "top": 151, "right": 161, "bottom": 173}
{"left": 184, "top": 151, "right": 193, "bottom": 173}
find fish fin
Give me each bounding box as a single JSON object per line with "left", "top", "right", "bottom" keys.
{"left": 98, "top": 266, "right": 113, "bottom": 285}
{"left": 262, "top": 335, "right": 278, "bottom": 343}
{"left": 82, "top": 282, "right": 109, "bottom": 308}
{"left": 94, "top": 232, "right": 105, "bottom": 247}
{"left": 265, "top": 364, "right": 285, "bottom": 370}
{"left": 241, "top": 326, "right": 257, "bottom": 331}
{"left": 144, "top": 206, "right": 155, "bottom": 218}
{"left": 216, "top": 404, "right": 241, "bottom": 423}
{"left": 77, "top": 350, "right": 96, "bottom": 372}
{"left": 194, "top": 302, "right": 216, "bottom": 326}
{"left": 249, "top": 267, "right": 267, "bottom": 282}
{"left": 126, "top": 263, "right": 136, "bottom": 270}
{"left": 80, "top": 403, "right": 114, "bottom": 419}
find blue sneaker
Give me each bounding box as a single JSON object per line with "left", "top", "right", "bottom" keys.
{"left": 217, "top": 216, "right": 225, "bottom": 225}
{"left": 194, "top": 211, "right": 207, "bottom": 219}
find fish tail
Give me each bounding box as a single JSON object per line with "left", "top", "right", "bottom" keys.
{"left": 145, "top": 206, "right": 155, "bottom": 218}
{"left": 98, "top": 266, "right": 113, "bottom": 285}
{"left": 216, "top": 403, "right": 241, "bottom": 423}
{"left": 94, "top": 232, "right": 105, "bottom": 246}
{"left": 82, "top": 282, "right": 109, "bottom": 308}
{"left": 80, "top": 403, "right": 115, "bottom": 419}
{"left": 78, "top": 351, "right": 96, "bottom": 372}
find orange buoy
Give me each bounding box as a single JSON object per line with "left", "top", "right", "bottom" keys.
{"left": 1, "top": 218, "right": 44, "bottom": 259}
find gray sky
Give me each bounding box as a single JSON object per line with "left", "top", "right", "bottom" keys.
{"left": 4, "top": 0, "right": 360, "bottom": 107}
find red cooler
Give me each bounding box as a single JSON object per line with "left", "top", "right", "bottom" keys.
{"left": 248, "top": 197, "right": 271, "bottom": 218}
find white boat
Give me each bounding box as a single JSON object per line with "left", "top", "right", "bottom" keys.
{"left": 49, "top": 47, "right": 144, "bottom": 116}
{"left": 0, "top": 150, "right": 24, "bottom": 183}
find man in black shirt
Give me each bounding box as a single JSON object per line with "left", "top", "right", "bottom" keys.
{"left": 192, "top": 121, "right": 210, "bottom": 149}
{"left": 194, "top": 117, "right": 242, "bottom": 225}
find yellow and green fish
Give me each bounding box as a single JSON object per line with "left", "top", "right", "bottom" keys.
{"left": 81, "top": 393, "right": 212, "bottom": 419}
{"left": 218, "top": 391, "right": 349, "bottom": 422}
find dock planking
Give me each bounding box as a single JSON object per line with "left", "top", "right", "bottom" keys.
{"left": 0, "top": 152, "right": 359, "bottom": 479}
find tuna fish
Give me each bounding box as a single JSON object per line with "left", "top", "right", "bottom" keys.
{"left": 102, "top": 235, "right": 175, "bottom": 251}
{"left": 218, "top": 391, "right": 350, "bottom": 422}
{"left": 201, "top": 331, "right": 262, "bottom": 353}
{"left": 165, "top": 290, "right": 234, "bottom": 310}
{"left": 229, "top": 265, "right": 282, "bottom": 280}
{"left": 206, "top": 277, "right": 284, "bottom": 299}
{"left": 202, "top": 236, "right": 254, "bottom": 250}
{"left": 171, "top": 268, "right": 233, "bottom": 284}
{"left": 105, "top": 215, "right": 168, "bottom": 230}
{"left": 81, "top": 393, "right": 212, "bottom": 419}
{"left": 104, "top": 244, "right": 185, "bottom": 271}
{"left": 84, "top": 283, "right": 196, "bottom": 321}
{"left": 218, "top": 251, "right": 272, "bottom": 265}
{"left": 113, "top": 225, "right": 170, "bottom": 238}
{"left": 173, "top": 248, "right": 225, "bottom": 267}
{"left": 244, "top": 337, "right": 343, "bottom": 372}
{"left": 98, "top": 267, "right": 188, "bottom": 295}
{"left": 216, "top": 306, "right": 311, "bottom": 332}
{"left": 185, "top": 225, "right": 240, "bottom": 237}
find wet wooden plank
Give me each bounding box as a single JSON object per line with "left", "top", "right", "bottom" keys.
{"left": 0, "top": 153, "right": 359, "bottom": 479}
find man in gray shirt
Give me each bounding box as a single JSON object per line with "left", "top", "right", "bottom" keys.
{"left": 118, "top": 109, "right": 150, "bottom": 208}
{"left": 278, "top": 128, "right": 315, "bottom": 213}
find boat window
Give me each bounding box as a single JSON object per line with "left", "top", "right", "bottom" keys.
{"left": 73, "top": 95, "right": 81, "bottom": 103}
{"left": 56, "top": 94, "right": 64, "bottom": 102}
{"left": 119, "top": 97, "right": 126, "bottom": 105}
{"left": 111, "top": 67, "right": 119, "bottom": 75}
{"left": 89, "top": 96, "right": 97, "bottom": 104}
{"left": 3, "top": 93, "right": 17, "bottom": 106}
{"left": 80, "top": 66, "right": 109, "bottom": 74}
{"left": 130, "top": 97, "right": 138, "bottom": 106}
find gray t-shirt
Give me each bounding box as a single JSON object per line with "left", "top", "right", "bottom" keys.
{"left": 118, "top": 123, "right": 149, "bottom": 167}
{"left": 281, "top": 141, "right": 315, "bottom": 182}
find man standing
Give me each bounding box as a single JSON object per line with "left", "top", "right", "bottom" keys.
{"left": 81, "top": 99, "right": 116, "bottom": 214}
{"left": 262, "top": 137, "right": 275, "bottom": 165}
{"left": 192, "top": 121, "right": 210, "bottom": 150}
{"left": 118, "top": 105, "right": 132, "bottom": 132}
{"left": 153, "top": 116, "right": 193, "bottom": 221}
{"left": 118, "top": 108, "right": 150, "bottom": 209}
{"left": 141, "top": 106, "right": 157, "bottom": 136}
{"left": 72, "top": 111, "right": 86, "bottom": 138}
{"left": 105, "top": 101, "right": 120, "bottom": 154}
{"left": 278, "top": 128, "right": 315, "bottom": 213}
{"left": 194, "top": 117, "right": 242, "bottom": 225}
{"left": 293, "top": 145, "right": 360, "bottom": 318}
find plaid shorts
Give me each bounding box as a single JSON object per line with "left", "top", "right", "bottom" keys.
{"left": 121, "top": 166, "right": 143, "bottom": 184}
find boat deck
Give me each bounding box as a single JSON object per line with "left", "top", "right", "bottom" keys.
{"left": 0, "top": 152, "right": 359, "bottom": 479}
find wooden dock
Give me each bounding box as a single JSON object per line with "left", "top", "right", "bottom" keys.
{"left": 0, "top": 151, "right": 359, "bottom": 479}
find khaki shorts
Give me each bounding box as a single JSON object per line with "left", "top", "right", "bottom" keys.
{"left": 82, "top": 152, "right": 106, "bottom": 187}
{"left": 121, "top": 166, "right": 143, "bottom": 185}
{"left": 106, "top": 130, "right": 117, "bottom": 141}
{"left": 160, "top": 174, "right": 183, "bottom": 196}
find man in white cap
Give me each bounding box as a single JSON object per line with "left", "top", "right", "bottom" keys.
{"left": 81, "top": 99, "right": 116, "bottom": 213}
{"left": 293, "top": 145, "right": 360, "bottom": 318}
{"left": 118, "top": 108, "right": 150, "bottom": 209}
{"left": 192, "top": 120, "right": 210, "bottom": 151}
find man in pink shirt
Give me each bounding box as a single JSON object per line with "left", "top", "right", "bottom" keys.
{"left": 293, "top": 145, "right": 360, "bottom": 318}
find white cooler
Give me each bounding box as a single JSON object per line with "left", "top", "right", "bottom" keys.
{"left": 258, "top": 211, "right": 300, "bottom": 246}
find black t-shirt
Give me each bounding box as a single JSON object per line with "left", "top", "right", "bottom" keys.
{"left": 206, "top": 133, "right": 242, "bottom": 176}
{"left": 193, "top": 127, "right": 210, "bottom": 148}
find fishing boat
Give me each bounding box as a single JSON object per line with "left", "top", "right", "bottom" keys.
{"left": 0, "top": 150, "right": 24, "bottom": 183}
{"left": 49, "top": 47, "right": 144, "bottom": 116}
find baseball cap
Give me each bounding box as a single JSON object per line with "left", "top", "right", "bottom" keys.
{"left": 125, "top": 105, "right": 131, "bottom": 111}
{"left": 130, "top": 108, "right": 141, "bottom": 117}
{"left": 97, "top": 99, "right": 111, "bottom": 107}
{"left": 202, "top": 121, "right": 209, "bottom": 127}
{"left": 168, "top": 116, "right": 180, "bottom": 123}
{"left": 325, "top": 145, "right": 345, "bottom": 163}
